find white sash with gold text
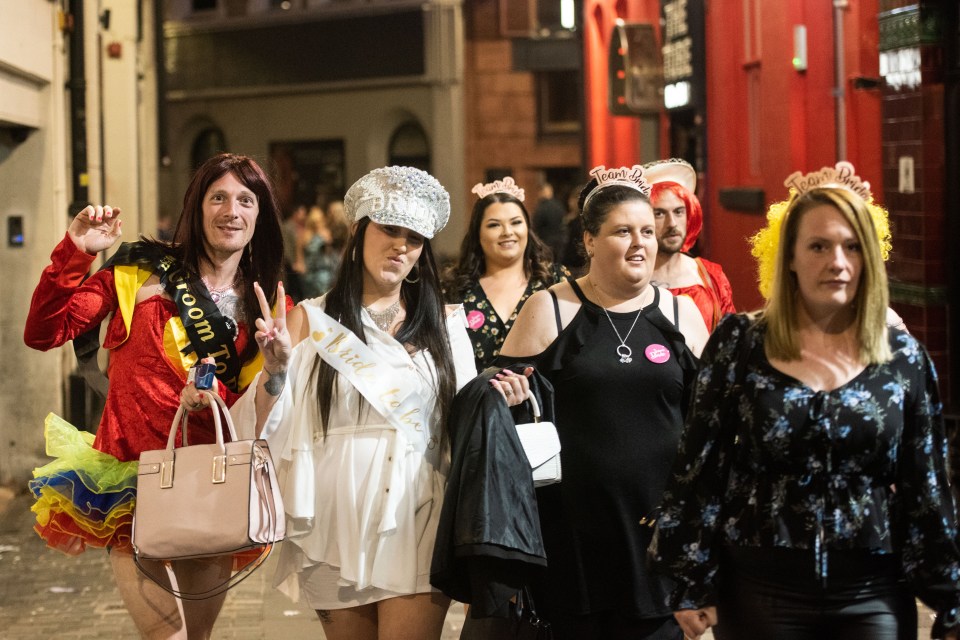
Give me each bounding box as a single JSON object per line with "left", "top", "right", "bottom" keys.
{"left": 302, "top": 305, "right": 435, "bottom": 453}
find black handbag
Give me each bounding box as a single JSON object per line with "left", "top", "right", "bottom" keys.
{"left": 459, "top": 588, "right": 553, "bottom": 640}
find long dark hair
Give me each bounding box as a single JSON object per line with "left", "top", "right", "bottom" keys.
{"left": 443, "top": 193, "right": 554, "bottom": 300}
{"left": 143, "top": 153, "right": 284, "bottom": 363}
{"left": 312, "top": 217, "right": 458, "bottom": 443}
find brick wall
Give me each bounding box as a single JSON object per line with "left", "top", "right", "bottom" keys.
{"left": 880, "top": 3, "right": 952, "bottom": 408}
{"left": 463, "top": 3, "right": 580, "bottom": 212}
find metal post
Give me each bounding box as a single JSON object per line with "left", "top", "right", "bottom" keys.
{"left": 833, "top": 0, "right": 848, "bottom": 161}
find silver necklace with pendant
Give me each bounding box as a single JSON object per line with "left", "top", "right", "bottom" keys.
{"left": 591, "top": 279, "right": 648, "bottom": 364}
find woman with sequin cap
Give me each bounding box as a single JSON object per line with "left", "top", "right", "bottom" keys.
{"left": 499, "top": 165, "right": 708, "bottom": 639}
{"left": 230, "top": 166, "right": 531, "bottom": 640}
{"left": 649, "top": 162, "right": 960, "bottom": 640}
{"left": 443, "top": 176, "right": 570, "bottom": 371}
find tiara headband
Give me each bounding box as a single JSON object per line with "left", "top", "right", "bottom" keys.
{"left": 783, "top": 161, "right": 872, "bottom": 201}
{"left": 583, "top": 165, "right": 652, "bottom": 209}
{"left": 471, "top": 176, "right": 525, "bottom": 202}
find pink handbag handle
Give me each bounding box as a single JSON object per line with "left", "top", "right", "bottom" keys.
{"left": 166, "top": 390, "right": 239, "bottom": 450}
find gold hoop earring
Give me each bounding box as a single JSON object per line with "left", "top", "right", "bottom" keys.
{"left": 404, "top": 265, "right": 421, "bottom": 284}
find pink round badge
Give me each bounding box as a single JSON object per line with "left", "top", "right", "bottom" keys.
{"left": 466, "top": 310, "right": 486, "bottom": 330}
{"left": 645, "top": 344, "right": 671, "bottom": 364}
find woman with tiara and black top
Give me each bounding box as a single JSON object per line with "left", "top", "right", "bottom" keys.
{"left": 443, "top": 176, "right": 570, "bottom": 371}
{"left": 499, "top": 165, "right": 709, "bottom": 639}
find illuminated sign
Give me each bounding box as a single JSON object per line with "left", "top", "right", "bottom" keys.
{"left": 664, "top": 81, "right": 690, "bottom": 108}
{"left": 660, "top": 0, "right": 704, "bottom": 110}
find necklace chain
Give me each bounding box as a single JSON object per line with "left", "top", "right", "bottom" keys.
{"left": 201, "top": 273, "right": 241, "bottom": 303}
{"left": 365, "top": 300, "right": 401, "bottom": 332}
{"left": 590, "top": 279, "right": 648, "bottom": 364}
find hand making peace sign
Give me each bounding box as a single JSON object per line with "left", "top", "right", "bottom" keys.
{"left": 253, "top": 281, "right": 291, "bottom": 375}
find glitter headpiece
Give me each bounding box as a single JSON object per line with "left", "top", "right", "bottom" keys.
{"left": 583, "top": 165, "right": 652, "bottom": 209}
{"left": 641, "top": 158, "right": 697, "bottom": 193}
{"left": 343, "top": 166, "right": 450, "bottom": 239}
{"left": 783, "top": 161, "right": 872, "bottom": 201}
{"left": 471, "top": 176, "right": 525, "bottom": 202}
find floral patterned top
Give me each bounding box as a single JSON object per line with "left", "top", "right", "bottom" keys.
{"left": 649, "top": 313, "right": 960, "bottom": 632}
{"left": 459, "top": 264, "right": 570, "bottom": 371}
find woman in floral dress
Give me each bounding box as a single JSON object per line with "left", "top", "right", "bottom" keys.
{"left": 649, "top": 166, "right": 960, "bottom": 640}
{"left": 444, "top": 176, "right": 569, "bottom": 371}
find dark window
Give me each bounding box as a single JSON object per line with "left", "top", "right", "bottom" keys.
{"left": 191, "top": 128, "right": 227, "bottom": 170}
{"left": 389, "top": 122, "right": 431, "bottom": 173}
{"left": 537, "top": 70, "right": 581, "bottom": 136}
{"left": 269, "top": 140, "right": 346, "bottom": 214}
{"left": 192, "top": 0, "right": 217, "bottom": 11}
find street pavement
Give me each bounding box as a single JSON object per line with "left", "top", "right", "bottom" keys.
{"left": 0, "top": 486, "right": 937, "bottom": 639}
{"left": 0, "top": 488, "right": 465, "bottom": 639}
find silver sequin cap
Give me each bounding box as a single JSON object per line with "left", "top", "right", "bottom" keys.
{"left": 343, "top": 166, "right": 451, "bottom": 239}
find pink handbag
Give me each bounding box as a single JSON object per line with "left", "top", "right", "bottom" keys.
{"left": 132, "top": 391, "right": 285, "bottom": 598}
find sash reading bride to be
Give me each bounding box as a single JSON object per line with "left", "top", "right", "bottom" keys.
{"left": 302, "top": 304, "right": 435, "bottom": 453}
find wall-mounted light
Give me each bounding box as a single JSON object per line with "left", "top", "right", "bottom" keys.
{"left": 793, "top": 25, "right": 807, "bottom": 72}
{"left": 561, "top": 0, "right": 576, "bottom": 30}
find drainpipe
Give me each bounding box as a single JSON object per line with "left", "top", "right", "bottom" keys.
{"left": 833, "top": 0, "right": 848, "bottom": 161}
{"left": 67, "top": 0, "right": 89, "bottom": 214}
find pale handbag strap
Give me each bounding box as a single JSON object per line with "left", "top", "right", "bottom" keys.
{"left": 167, "top": 391, "right": 239, "bottom": 450}
{"left": 527, "top": 393, "right": 542, "bottom": 422}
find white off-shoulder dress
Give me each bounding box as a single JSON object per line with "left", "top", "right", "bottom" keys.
{"left": 232, "top": 297, "right": 477, "bottom": 608}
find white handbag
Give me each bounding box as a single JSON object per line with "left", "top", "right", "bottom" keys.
{"left": 515, "top": 394, "right": 562, "bottom": 487}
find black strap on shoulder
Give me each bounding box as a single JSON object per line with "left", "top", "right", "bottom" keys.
{"left": 73, "top": 242, "right": 244, "bottom": 397}
{"left": 547, "top": 289, "right": 563, "bottom": 334}
{"left": 673, "top": 292, "right": 680, "bottom": 329}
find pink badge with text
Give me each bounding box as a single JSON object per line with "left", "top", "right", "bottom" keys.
{"left": 645, "top": 344, "right": 671, "bottom": 364}
{"left": 466, "top": 310, "right": 486, "bottom": 330}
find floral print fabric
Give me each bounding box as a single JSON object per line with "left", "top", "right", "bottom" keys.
{"left": 460, "top": 264, "right": 570, "bottom": 371}
{"left": 649, "top": 313, "right": 960, "bottom": 627}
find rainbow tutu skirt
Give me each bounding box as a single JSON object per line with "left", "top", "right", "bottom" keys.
{"left": 29, "top": 413, "right": 137, "bottom": 555}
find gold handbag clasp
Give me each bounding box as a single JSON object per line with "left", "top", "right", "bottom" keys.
{"left": 212, "top": 455, "right": 226, "bottom": 483}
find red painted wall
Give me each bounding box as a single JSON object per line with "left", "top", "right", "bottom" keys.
{"left": 583, "top": 0, "right": 883, "bottom": 312}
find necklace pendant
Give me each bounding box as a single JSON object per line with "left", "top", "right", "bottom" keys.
{"left": 616, "top": 344, "right": 633, "bottom": 364}
{"left": 619, "top": 354, "right": 633, "bottom": 364}
{"left": 210, "top": 291, "right": 222, "bottom": 303}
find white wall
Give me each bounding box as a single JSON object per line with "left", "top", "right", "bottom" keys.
{"left": 0, "top": 1, "right": 68, "bottom": 485}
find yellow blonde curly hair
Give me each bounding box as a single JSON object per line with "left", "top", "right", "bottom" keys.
{"left": 749, "top": 191, "right": 892, "bottom": 300}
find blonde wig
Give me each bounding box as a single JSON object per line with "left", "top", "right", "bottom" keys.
{"left": 761, "top": 187, "right": 892, "bottom": 364}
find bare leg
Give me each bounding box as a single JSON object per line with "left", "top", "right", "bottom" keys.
{"left": 316, "top": 603, "right": 378, "bottom": 640}
{"left": 316, "top": 593, "right": 450, "bottom": 640}
{"left": 376, "top": 592, "right": 451, "bottom": 640}
{"left": 110, "top": 550, "right": 231, "bottom": 639}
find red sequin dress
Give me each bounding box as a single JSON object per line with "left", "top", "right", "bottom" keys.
{"left": 25, "top": 234, "right": 258, "bottom": 554}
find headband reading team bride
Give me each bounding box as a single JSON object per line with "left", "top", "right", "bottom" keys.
{"left": 750, "top": 161, "right": 892, "bottom": 300}
{"left": 583, "top": 164, "right": 652, "bottom": 210}
{"left": 782, "top": 160, "right": 872, "bottom": 200}
{"left": 471, "top": 176, "right": 525, "bottom": 202}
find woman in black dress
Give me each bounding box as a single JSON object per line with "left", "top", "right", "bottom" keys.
{"left": 500, "top": 165, "right": 708, "bottom": 639}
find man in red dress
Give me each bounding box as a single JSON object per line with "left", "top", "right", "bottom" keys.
{"left": 646, "top": 159, "right": 735, "bottom": 332}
